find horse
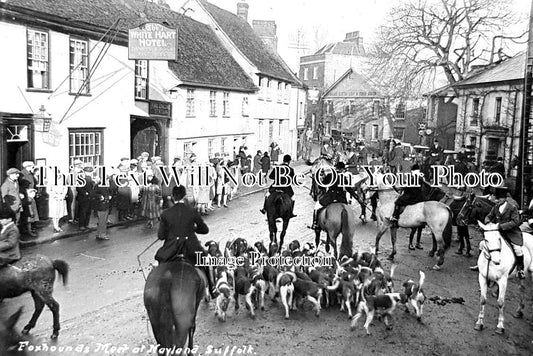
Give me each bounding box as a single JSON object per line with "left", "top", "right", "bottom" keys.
{"left": 265, "top": 190, "right": 292, "bottom": 249}
{"left": 373, "top": 174, "right": 452, "bottom": 269}
{"left": 457, "top": 194, "right": 494, "bottom": 226}
{"left": 0, "top": 307, "right": 27, "bottom": 356}
{"left": 315, "top": 203, "right": 355, "bottom": 259}
{"left": 144, "top": 258, "right": 206, "bottom": 353}
{"left": 0, "top": 255, "right": 69, "bottom": 339}
{"left": 474, "top": 222, "right": 533, "bottom": 334}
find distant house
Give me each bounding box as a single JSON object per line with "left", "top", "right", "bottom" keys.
{"left": 321, "top": 69, "right": 383, "bottom": 148}
{"left": 299, "top": 31, "right": 366, "bottom": 138}
{"left": 426, "top": 53, "right": 525, "bottom": 189}
{"left": 424, "top": 85, "right": 458, "bottom": 149}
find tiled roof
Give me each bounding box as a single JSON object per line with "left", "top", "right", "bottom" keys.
{"left": 454, "top": 53, "right": 525, "bottom": 87}
{"left": 315, "top": 41, "right": 365, "bottom": 56}
{"left": 2, "top": 0, "right": 257, "bottom": 92}
{"left": 200, "top": 0, "right": 298, "bottom": 84}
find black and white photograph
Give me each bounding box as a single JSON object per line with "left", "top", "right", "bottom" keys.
{"left": 0, "top": 0, "right": 533, "bottom": 355}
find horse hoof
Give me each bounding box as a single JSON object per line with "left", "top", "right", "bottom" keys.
{"left": 387, "top": 254, "right": 395, "bottom": 261}
{"left": 417, "top": 317, "right": 422, "bottom": 322}
{"left": 495, "top": 327, "right": 504, "bottom": 334}
{"left": 386, "top": 325, "right": 393, "bottom": 331}
{"left": 285, "top": 315, "right": 290, "bottom": 320}
{"left": 51, "top": 332, "right": 59, "bottom": 339}
{"left": 432, "top": 264, "right": 441, "bottom": 271}
{"left": 428, "top": 251, "right": 435, "bottom": 257}
{"left": 474, "top": 323, "right": 483, "bottom": 331}
{"left": 21, "top": 327, "right": 31, "bottom": 335}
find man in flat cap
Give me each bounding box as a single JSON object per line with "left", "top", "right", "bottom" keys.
{"left": 0, "top": 208, "right": 20, "bottom": 268}
{"left": 1, "top": 168, "right": 23, "bottom": 225}
{"left": 19, "top": 161, "right": 39, "bottom": 237}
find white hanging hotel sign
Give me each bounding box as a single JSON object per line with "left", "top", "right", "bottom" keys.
{"left": 128, "top": 23, "right": 178, "bottom": 60}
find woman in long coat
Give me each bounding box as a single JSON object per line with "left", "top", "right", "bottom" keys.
{"left": 140, "top": 176, "right": 162, "bottom": 229}
{"left": 48, "top": 176, "right": 67, "bottom": 233}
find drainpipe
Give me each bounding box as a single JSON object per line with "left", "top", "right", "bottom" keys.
{"left": 508, "top": 88, "right": 519, "bottom": 177}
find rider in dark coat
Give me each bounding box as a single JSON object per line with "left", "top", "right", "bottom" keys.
{"left": 155, "top": 185, "right": 217, "bottom": 296}
{"left": 484, "top": 186, "right": 525, "bottom": 279}
{"left": 260, "top": 154, "right": 297, "bottom": 218}
{"left": 310, "top": 161, "right": 358, "bottom": 230}
{"left": 390, "top": 164, "right": 424, "bottom": 228}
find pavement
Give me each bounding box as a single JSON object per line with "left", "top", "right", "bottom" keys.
{"left": 20, "top": 160, "right": 311, "bottom": 248}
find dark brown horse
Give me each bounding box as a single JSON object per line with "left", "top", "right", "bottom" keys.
{"left": 315, "top": 203, "right": 355, "bottom": 259}
{"left": 144, "top": 259, "right": 206, "bottom": 353}
{"left": 265, "top": 190, "right": 292, "bottom": 249}
{"left": 0, "top": 307, "right": 27, "bottom": 356}
{"left": 0, "top": 255, "right": 69, "bottom": 339}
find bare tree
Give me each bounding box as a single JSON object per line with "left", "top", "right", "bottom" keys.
{"left": 367, "top": 0, "right": 522, "bottom": 97}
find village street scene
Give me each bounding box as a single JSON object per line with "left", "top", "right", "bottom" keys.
{"left": 1, "top": 0, "right": 533, "bottom": 355}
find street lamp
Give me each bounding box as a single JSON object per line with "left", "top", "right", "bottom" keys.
{"left": 33, "top": 105, "right": 52, "bottom": 132}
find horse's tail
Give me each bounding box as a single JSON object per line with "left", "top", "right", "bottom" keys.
{"left": 443, "top": 206, "right": 453, "bottom": 250}
{"left": 52, "top": 260, "right": 69, "bottom": 286}
{"left": 274, "top": 194, "right": 284, "bottom": 216}
{"left": 340, "top": 207, "right": 353, "bottom": 259}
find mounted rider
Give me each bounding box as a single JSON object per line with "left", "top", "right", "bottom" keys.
{"left": 320, "top": 139, "right": 335, "bottom": 161}
{"left": 484, "top": 186, "right": 525, "bottom": 279}
{"left": 310, "top": 161, "right": 359, "bottom": 230}
{"left": 260, "top": 154, "right": 297, "bottom": 218}
{"left": 390, "top": 164, "right": 424, "bottom": 228}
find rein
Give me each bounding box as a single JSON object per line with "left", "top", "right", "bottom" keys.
{"left": 480, "top": 231, "right": 503, "bottom": 287}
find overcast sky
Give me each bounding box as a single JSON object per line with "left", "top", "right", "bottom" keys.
{"left": 190, "top": 0, "right": 530, "bottom": 70}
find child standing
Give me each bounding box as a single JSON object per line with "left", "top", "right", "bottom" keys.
{"left": 141, "top": 176, "right": 162, "bottom": 228}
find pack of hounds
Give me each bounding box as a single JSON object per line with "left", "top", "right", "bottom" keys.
{"left": 204, "top": 238, "right": 426, "bottom": 335}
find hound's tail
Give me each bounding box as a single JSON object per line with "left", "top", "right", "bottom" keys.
{"left": 53, "top": 259, "right": 69, "bottom": 286}
{"left": 418, "top": 271, "right": 425, "bottom": 290}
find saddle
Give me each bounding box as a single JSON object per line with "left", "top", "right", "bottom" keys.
{"left": 162, "top": 254, "right": 208, "bottom": 289}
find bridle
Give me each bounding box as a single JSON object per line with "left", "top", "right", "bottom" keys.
{"left": 480, "top": 228, "right": 502, "bottom": 285}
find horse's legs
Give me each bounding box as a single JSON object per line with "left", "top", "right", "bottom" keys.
{"left": 279, "top": 219, "right": 290, "bottom": 250}
{"left": 514, "top": 277, "right": 528, "bottom": 319}
{"left": 495, "top": 278, "right": 508, "bottom": 334}
{"left": 22, "top": 291, "right": 45, "bottom": 335}
{"left": 269, "top": 219, "right": 278, "bottom": 245}
{"left": 188, "top": 322, "right": 196, "bottom": 350}
{"left": 374, "top": 225, "right": 389, "bottom": 255}
{"left": 28, "top": 290, "right": 60, "bottom": 339}
{"left": 315, "top": 229, "right": 321, "bottom": 250}
{"left": 408, "top": 228, "right": 415, "bottom": 249}
{"left": 474, "top": 273, "right": 487, "bottom": 331}
{"left": 388, "top": 228, "right": 397, "bottom": 261}
{"left": 433, "top": 233, "right": 446, "bottom": 269}
{"left": 416, "top": 227, "right": 423, "bottom": 248}
{"left": 429, "top": 233, "right": 437, "bottom": 257}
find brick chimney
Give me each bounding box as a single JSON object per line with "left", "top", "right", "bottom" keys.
{"left": 253, "top": 20, "right": 278, "bottom": 52}
{"left": 237, "top": 1, "right": 249, "bottom": 22}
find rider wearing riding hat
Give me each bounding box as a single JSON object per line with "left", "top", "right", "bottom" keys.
{"left": 260, "top": 154, "right": 297, "bottom": 218}
{"left": 484, "top": 186, "right": 525, "bottom": 279}
{"left": 0, "top": 208, "right": 20, "bottom": 268}
{"left": 155, "top": 185, "right": 218, "bottom": 296}
{"left": 390, "top": 163, "right": 424, "bottom": 228}
{"left": 310, "top": 161, "right": 359, "bottom": 230}
{"left": 320, "top": 139, "right": 335, "bottom": 161}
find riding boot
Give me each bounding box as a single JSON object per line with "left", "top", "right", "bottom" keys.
{"left": 290, "top": 200, "right": 297, "bottom": 218}
{"left": 259, "top": 196, "right": 267, "bottom": 214}
{"left": 516, "top": 255, "right": 525, "bottom": 279}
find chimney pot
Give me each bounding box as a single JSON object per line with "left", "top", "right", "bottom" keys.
{"left": 237, "top": 1, "right": 249, "bottom": 22}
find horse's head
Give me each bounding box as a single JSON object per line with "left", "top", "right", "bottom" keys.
{"left": 477, "top": 221, "right": 502, "bottom": 265}
{"left": 471, "top": 197, "right": 494, "bottom": 222}
{"left": 0, "top": 308, "right": 26, "bottom": 356}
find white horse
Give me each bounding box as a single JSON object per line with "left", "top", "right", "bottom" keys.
{"left": 474, "top": 222, "right": 533, "bottom": 334}
{"left": 373, "top": 173, "right": 453, "bottom": 269}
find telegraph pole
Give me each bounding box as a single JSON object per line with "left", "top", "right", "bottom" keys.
{"left": 517, "top": 0, "right": 533, "bottom": 208}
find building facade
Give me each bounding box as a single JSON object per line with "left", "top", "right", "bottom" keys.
{"left": 298, "top": 31, "right": 366, "bottom": 138}
{"left": 171, "top": 0, "right": 303, "bottom": 159}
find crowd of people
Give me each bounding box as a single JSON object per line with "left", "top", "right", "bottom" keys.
{"left": 0, "top": 142, "right": 288, "bottom": 242}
